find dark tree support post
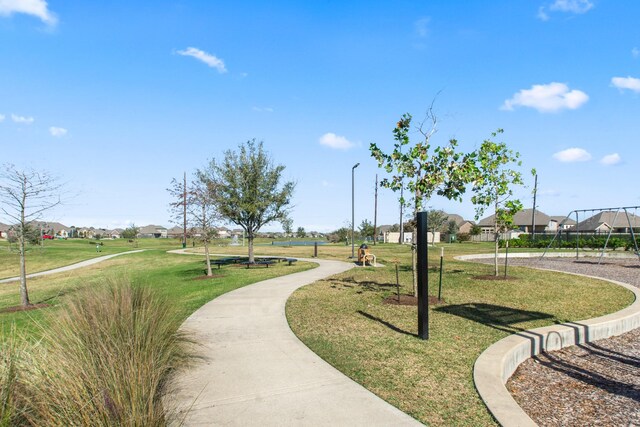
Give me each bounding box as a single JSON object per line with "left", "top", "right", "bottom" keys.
{"left": 417, "top": 211, "right": 429, "bottom": 340}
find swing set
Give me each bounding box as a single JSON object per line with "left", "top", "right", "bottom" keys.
{"left": 541, "top": 205, "right": 640, "bottom": 263}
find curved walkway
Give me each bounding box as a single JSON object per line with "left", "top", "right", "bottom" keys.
{"left": 0, "top": 250, "right": 146, "bottom": 284}
{"left": 166, "top": 257, "right": 421, "bottom": 426}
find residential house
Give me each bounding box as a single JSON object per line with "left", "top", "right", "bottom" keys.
{"left": 477, "top": 209, "right": 552, "bottom": 234}
{"left": 217, "top": 227, "right": 231, "bottom": 238}
{"left": 167, "top": 226, "right": 184, "bottom": 239}
{"left": 31, "top": 221, "right": 71, "bottom": 238}
{"left": 444, "top": 214, "right": 475, "bottom": 234}
{"left": 138, "top": 225, "right": 168, "bottom": 238}
{"left": 106, "top": 229, "right": 123, "bottom": 239}
{"left": 548, "top": 216, "right": 577, "bottom": 231}
{"left": 569, "top": 211, "right": 640, "bottom": 234}
{"left": 384, "top": 231, "right": 440, "bottom": 244}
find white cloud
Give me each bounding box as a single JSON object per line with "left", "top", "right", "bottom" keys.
{"left": 11, "top": 114, "right": 34, "bottom": 124}
{"left": 632, "top": 47, "right": 640, "bottom": 58}
{"left": 538, "top": 0, "right": 593, "bottom": 20}
{"left": 501, "top": 82, "right": 588, "bottom": 113}
{"left": 414, "top": 17, "right": 430, "bottom": 37}
{"left": 177, "top": 47, "right": 227, "bottom": 73}
{"left": 611, "top": 76, "right": 640, "bottom": 93}
{"left": 0, "top": 114, "right": 4, "bottom": 122}
{"left": 549, "top": 0, "right": 593, "bottom": 14}
{"left": 600, "top": 153, "right": 621, "bottom": 166}
{"left": 252, "top": 106, "right": 274, "bottom": 113}
{"left": 318, "top": 133, "right": 355, "bottom": 150}
{"left": 0, "top": 0, "right": 57, "bottom": 25}
{"left": 552, "top": 147, "right": 592, "bottom": 162}
{"left": 49, "top": 126, "right": 67, "bottom": 137}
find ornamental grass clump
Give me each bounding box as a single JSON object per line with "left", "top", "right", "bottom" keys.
{"left": 0, "top": 335, "right": 27, "bottom": 426}
{"left": 21, "top": 279, "right": 192, "bottom": 426}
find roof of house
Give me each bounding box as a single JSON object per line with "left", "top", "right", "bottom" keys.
{"left": 139, "top": 225, "right": 167, "bottom": 234}
{"left": 444, "top": 214, "right": 474, "bottom": 226}
{"left": 572, "top": 211, "right": 640, "bottom": 231}
{"left": 549, "top": 216, "right": 577, "bottom": 225}
{"left": 32, "top": 221, "right": 70, "bottom": 232}
{"left": 0, "top": 222, "right": 9, "bottom": 232}
{"left": 477, "top": 208, "right": 551, "bottom": 227}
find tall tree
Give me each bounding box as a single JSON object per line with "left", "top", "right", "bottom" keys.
{"left": 470, "top": 130, "right": 524, "bottom": 276}
{"left": 426, "top": 209, "right": 448, "bottom": 245}
{"left": 281, "top": 217, "right": 293, "bottom": 237}
{"left": 371, "top": 109, "right": 477, "bottom": 295}
{"left": 295, "top": 226, "right": 306, "bottom": 238}
{"left": 203, "top": 140, "right": 295, "bottom": 263}
{"left": 0, "top": 164, "right": 63, "bottom": 307}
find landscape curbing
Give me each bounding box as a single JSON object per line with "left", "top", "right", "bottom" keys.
{"left": 456, "top": 253, "right": 640, "bottom": 427}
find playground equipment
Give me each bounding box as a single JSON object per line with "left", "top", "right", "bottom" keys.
{"left": 357, "top": 243, "right": 377, "bottom": 266}
{"left": 542, "top": 205, "right": 640, "bottom": 263}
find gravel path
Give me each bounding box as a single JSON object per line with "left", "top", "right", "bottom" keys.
{"left": 500, "top": 256, "right": 640, "bottom": 426}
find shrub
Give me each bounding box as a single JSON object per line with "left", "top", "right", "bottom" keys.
{"left": 13, "top": 278, "right": 192, "bottom": 426}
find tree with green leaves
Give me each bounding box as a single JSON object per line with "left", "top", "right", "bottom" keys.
{"left": 371, "top": 109, "right": 477, "bottom": 295}
{"left": 0, "top": 164, "right": 63, "bottom": 307}
{"left": 296, "top": 226, "right": 306, "bottom": 238}
{"left": 426, "top": 209, "right": 448, "bottom": 245}
{"left": 203, "top": 140, "right": 295, "bottom": 264}
{"left": 470, "top": 129, "right": 524, "bottom": 276}
{"left": 281, "top": 217, "right": 293, "bottom": 237}
{"left": 358, "top": 219, "right": 375, "bottom": 241}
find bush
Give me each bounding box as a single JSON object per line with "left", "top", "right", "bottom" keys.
{"left": 3, "top": 279, "right": 192, "bottom": 426}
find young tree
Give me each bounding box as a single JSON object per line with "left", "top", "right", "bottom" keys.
{"left": 358, "top": 219, "right": 375, "bottom": 241}
{"left": 296, "top": 226, "right": 306, "bottom": 238}
{"left": 167, "top": 172, "right": 188, "bottom": 248}
{"left": 281, "top": 217, "right": 293, "bottom": 237}
{"left": 426, "top": 209, "right": 448, "bottom": 245}
{"left": 470, "top": 130, "right": 524, "bottom": 276}
{"left": 121, "top": 224, "right": 139, "bottom": 240}
{"left": 0, "top": 164, "right": 63, "bottom": 307}
{"left": 190, "top": 170, "right": 220, "bottom": 276}
{"left": 446, "top": 219, "right": 460, "bottom": 236}
{"left": 203, "top": 140, "right": 295, "bottom": 264}
{"left": 371, "top": 110, "right": 477, "bottom": 295}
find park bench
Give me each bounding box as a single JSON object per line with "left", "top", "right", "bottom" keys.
{"left": 285, "top": 258, "right": 298, "bottom": 266}
{"left": 241, "top": 260, "right": 276, "bottom": 268}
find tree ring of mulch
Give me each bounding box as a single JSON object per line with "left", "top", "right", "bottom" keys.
{"left": 383, "top": 295, "right": 445, "bottom": 306}
{"left": 0, "top": 303, "right": 50, "bottom": 314}
{"left": 192, "top": 274, "right": 225, "bottom": 280}
{"left": 473, "top": 275, "right": 519, "bottom": 281}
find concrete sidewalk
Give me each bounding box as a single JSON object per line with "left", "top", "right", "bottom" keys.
{"left": 166, "top": 257, "right": 421, "bottom": 426}
{"left": 0, "top": 250, "right": 146, "bottom": 284}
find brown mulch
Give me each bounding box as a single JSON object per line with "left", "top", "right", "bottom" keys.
{"left": 0, "top": 303, "right": 50, "bottom": 314}
{"left": 383, "top": 295, "right": 444, "bottom": 306}
{"left": 487, "top": 256, "right": 640, "bottom": 426}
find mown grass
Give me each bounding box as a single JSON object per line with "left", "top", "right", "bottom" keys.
{"left": 286, "top": 243, "right": 635, "bottom": 426}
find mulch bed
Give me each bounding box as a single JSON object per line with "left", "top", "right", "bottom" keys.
{"left": 473, "top": 256, "right": 640, "bottom": 426}
{"left": 383, "top": 295, "right": 444, "bottom": 306}
{"left": 0, "top": 303, "right": 50, "bottom": 314}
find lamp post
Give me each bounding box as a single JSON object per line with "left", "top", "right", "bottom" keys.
{"left": 351, "top": 162, "right": 360, "bottom": 258}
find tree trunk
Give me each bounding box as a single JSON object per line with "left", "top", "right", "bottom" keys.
{"left": 204, "top": 240, "right": 212, "bottom": 276}
{"left": 18, "top": 235, "right": 30, "bottom": 306}
{"left": 494, "top": 232, "right": 499, "bottom": 276}
{"left": 248, "top": 233, "right": 255, "bottom": 263}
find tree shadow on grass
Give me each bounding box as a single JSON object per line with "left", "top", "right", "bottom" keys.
{"left": 330, "top": 277, "right": 398, "bottom": 293}
{"left": 357, "top": 310, "right": 418, "bottom": 338}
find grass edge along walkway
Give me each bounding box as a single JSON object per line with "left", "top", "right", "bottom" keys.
{"left": 165, "top": 257, "right": 422, "bottom": 426}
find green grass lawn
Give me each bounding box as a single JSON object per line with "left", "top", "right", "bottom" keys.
{"left": 286, "top": 242, "right": 635, "bottom": 426}
{"left": 0, "top": 247, "right": 313, "bottom": 339}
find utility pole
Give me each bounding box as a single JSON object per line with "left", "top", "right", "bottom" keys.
{"left": 531, "top": 173, "right": 538, "bottom": 241}
{"left": 183, "top": 172, "right": 187, "bottom": 249}
{"left": 373, "top": 174, "right": 378, "bottom": 245}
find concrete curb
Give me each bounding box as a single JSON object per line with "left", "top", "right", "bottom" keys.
{"left": 456, "top": 253, "right": 640, "bottom": 427}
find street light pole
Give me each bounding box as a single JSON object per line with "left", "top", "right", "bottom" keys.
{"left": 351, "top": 162, "right": 360, "bottom": 258}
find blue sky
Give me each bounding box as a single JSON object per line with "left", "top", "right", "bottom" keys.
{"left": 1, "top": 0, "right": 639, "bottom": 232}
